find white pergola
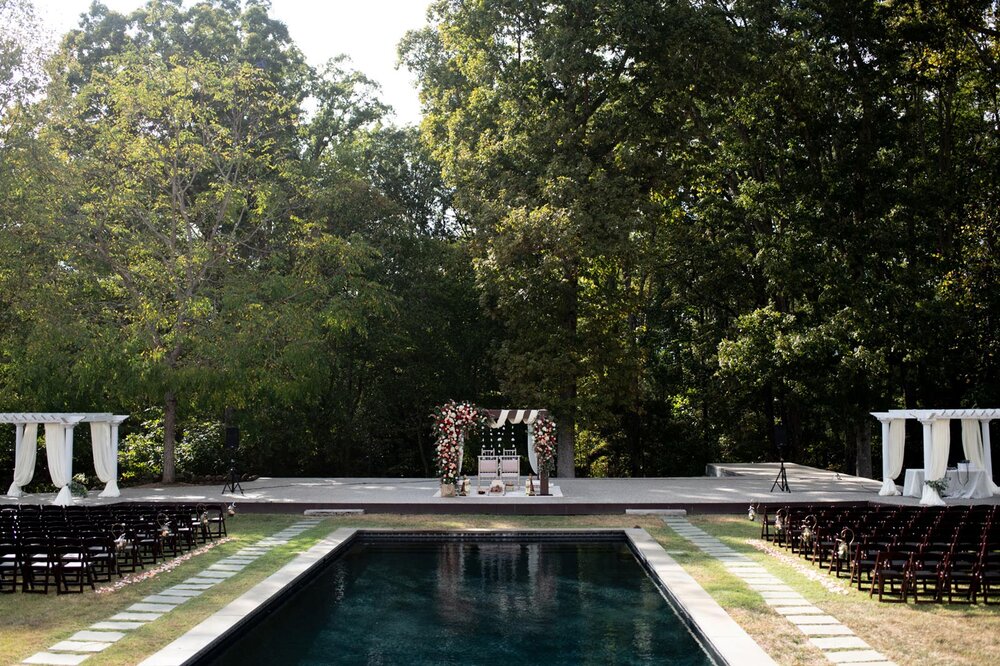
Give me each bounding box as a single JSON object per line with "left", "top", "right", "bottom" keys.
{"left": 0, "top": 412, "right": 129, "bottom": 505}
{"left": 871, "top": 409, "right": 1000, "bottom": 506}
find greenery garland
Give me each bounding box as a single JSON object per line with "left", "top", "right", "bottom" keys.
{"left": 925, "top": 477, "right": 949, "bottom": 495}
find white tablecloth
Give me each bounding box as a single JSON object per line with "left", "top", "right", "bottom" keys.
{"left": 903, "top": 468, "right": 993, "bottom": 500}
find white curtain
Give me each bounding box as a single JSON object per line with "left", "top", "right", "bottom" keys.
{"left": 879, "top": 419, "right": 905, "bottom": 496}
{"left": 7, "top": 423, "right": 38, "bottom": 498}
{"left": 457, "top": 432, "right": 465, "bottom": 476}
{"left": 962, "top": 419, "right": 1000, "bottom": 495}
{"left": 45, "top": 424, "right": 73, "bottom": 506}
{"left": 920, "top": 420, "right": 950, "bottom": 506}
{"left": 526, "top": 430, "right": 538, "bottom": 474}
{"left": 91, "top": 421, "right": 120, "bottom": 497}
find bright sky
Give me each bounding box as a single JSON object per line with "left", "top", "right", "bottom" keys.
{"left": 30, "top": 0, "right": 432, "bottom": 126}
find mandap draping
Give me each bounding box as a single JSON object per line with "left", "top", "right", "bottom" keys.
{"left": 871, "top": 409, "right": 1000, "bottom": 506}
{"left": 485, "top": 409, "right": 547, "bottom": 475}
{"left": 0, "top": 413, "right": 129, "bottom": 505}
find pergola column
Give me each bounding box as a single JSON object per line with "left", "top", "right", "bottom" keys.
{"left": 6, "top": 424, "right": 25, "bottom": 498}
{"left": 52, "top": 421, "right": 78, "bottom": 506}
{"left": 980, "top": 418, "right": 999, "bottom": 496}
{"left": 982, "top": 419, "right": 994, "bottom": 477}
{"left": 918, "top": 417, "right": 946, "bottom": 506}
{"left": 96, "top": 415, "right": 128, "bottom": 498}
{"left": 919, "top": 418, "right": 933, "bottom": 479}
{"left": 872, "top": 413, "right": 899, "bottom": 496}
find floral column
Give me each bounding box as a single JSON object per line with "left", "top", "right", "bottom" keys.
{"left": 531, "top": 416, "right": 557, "bottom": 495}
{"left": 432, "top": 401, "right": 485, "bottom": 496}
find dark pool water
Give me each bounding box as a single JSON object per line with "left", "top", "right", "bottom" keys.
{"left": 208, "top": 540, "right": 716, "bottom": 665}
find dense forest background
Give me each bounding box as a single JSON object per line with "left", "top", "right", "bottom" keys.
{"left": 1, "top": 0, "right": 998, "bottom": 486}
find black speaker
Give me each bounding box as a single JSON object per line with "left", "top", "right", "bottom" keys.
{"left": 774, "top": 424, "right": 787, "bottom": 453}
{"left": 225, "top": 426, "right": 240, "bottom": 450}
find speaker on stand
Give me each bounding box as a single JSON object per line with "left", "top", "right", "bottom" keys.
{"left": 770, "top": 424, "right": 791, "bottom": 493}
{"left": 222, "top": 423, "right": 244, "bottom": 495}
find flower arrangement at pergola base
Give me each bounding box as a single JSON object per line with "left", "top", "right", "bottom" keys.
{"left": 432, "top": 401, "right": 556, "bottom": 496}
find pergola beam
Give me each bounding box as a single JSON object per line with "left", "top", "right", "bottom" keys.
{"left": 2, "top": 412, "right": 129, "bottom": 504}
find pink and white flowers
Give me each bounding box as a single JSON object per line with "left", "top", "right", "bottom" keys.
{"left": 532, "top": 416, "right": 557, "bottom": 472}
{"left": 95, "top": 537, "right": 233, "bottom": 594}
{"left": 432, "top": 400, "right": 486, "bottom": 485}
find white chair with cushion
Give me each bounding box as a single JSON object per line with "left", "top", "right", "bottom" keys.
{"left": 477, "top": 450, "right": 499, "bottom": 492}
{"left": 499, "top": 453, "right": 520, "bottom": 491}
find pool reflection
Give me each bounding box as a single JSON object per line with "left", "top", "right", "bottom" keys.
{"left": 209, "top": 539, "right": 715, "bottom": 666}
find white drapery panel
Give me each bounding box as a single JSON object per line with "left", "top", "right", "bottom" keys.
{"left": 920, "top": 420, "right": 950, "bottom": 506}
{"left": 879, "top": 419, "right": 905, "bottom": 496}
{"left": 90, "top": 421, "right": 120, "bottom": 497}
{"left": 457, "top": 433, "right": 465, "bottom": 477}
{"left": 7, "top": 423, "right": 37, "bottom": 498}
{"left": 962, "top": 419, "right": 1000, "bottom": 495}
{"left": 526, "top": 430, "right": 538, "bottom": 474}
{"left": 45, "top": 424, "right": 73, "bottom": 506}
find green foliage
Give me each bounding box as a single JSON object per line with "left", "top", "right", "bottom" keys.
{"left": 175, "top": 421, "right": 227, "bottom": 479}
{"left": 118, "top": 413, "right": 227, "bottom": 482}
{"left": 119, "top": 422, "right": 165, "bottom": 485}
{"left": 405, "top": 0, "right": 1000, "bottom": 477}
{"left": 70, "top": 474, "right": 88, "bottom": 498}
{"left": 3, "top": 0, "right": 1000, "bottom": 484}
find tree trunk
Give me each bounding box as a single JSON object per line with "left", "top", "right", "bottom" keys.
{"left": 855, "top": 420, "right": 873, "bottom": 479}
{"left": 416, "top": 425, "right": 430, "bottom": 477}
{"left": 554, "top": 261, "right": 578, "bottom": 479}
{"left": 557, "top": 411, "right": 575, "bottom": 478}
{"left": 628, "top": 411, "right": 642, "bottom": 476}
{"left": 163, "top": 391, "right": 177, "bottom": 483}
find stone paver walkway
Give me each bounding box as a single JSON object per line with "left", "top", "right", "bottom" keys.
{"left": 21, "top": 519, "right": 323, "bottom": 665}
{"left": 663, "top": 516, "right": 898, "bottom": 666}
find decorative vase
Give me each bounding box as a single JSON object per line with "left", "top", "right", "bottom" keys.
{"left": 540, "top": 469, "right": 550, "bottom": 496}
{"left": 440, "top": 482, "right": 456, "bottom": 497}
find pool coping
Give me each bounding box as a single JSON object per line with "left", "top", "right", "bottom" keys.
{"left": 139, "top": 527, "right": 776, "bottom": 666}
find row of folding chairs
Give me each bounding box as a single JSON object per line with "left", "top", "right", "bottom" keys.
{"left": 0, "top": 503, "right": 228, "bottom": 594}
{"left": 864, "top": 546, "right": 1000, "bottom": 603}
{"left": 2, "top": 503, "right": 227, "bottom": 540}
{"left": 0, "top": 540, "right": 99, "bottom": 594}
{"left": 758, "top": 504, "right": 1000, "bottom": 604}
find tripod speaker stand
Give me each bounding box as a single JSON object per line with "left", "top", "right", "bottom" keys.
{"left": 770, "top": 424, "right": 791, "bottom": 493}
{"left": 221, "top": 425, "right": 244, "bottom": 495}
{"left": 771, "top": 459, "right": 790, "bottom": 493}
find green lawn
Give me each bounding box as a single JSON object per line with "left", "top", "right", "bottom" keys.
{"left": 2, "top": 513, "right": 997, "bottom": 665}
{"left": 685, "top": 515, "right": 1000, "bottom": 666}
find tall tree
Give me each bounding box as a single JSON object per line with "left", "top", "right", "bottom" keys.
{"left": 38, "top": 0, "right": 312, "bottom": 481}
{"left": 403, "top": 0, "right": 704, "bottom": 476}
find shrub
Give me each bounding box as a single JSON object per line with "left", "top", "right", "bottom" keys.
{"left": 118, "top": 413, "right": 229, "bottom": 484}
{"left": 119, "top": 421, "right": 164, "bottom": 484}
{"left": 176, "top": 420, "right": 227, "bottom": 479}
